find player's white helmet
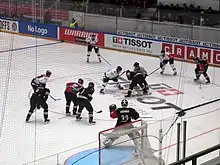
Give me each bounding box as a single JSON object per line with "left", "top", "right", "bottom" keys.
{"left": 121, "top": 99, "right": 128, "bottom": 107}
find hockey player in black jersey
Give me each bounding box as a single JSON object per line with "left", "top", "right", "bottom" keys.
{"left": 103, "top": 99, "right": 140, "bottom": 148}
{"left": 193, "top": 56, "right": 210, "bottom": 83}
{"left": 25, "top": 86, "right": 50, "bottom": 123}
{"left": 76, "top": 82, "right": 96, "bottom": 124}
{"left": 133, "top": 62, "right": 148, "bottom": 78}
{"left": 125, "top": 70, "right": 149, "bottom": 97}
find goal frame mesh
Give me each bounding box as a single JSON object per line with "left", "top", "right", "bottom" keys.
{"left": 98, "top": 119, "right": 161, "bottom": 165}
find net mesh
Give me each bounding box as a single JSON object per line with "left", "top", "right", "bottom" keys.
{"left": 98, "top": 120, "right": 164, "bottom": 165}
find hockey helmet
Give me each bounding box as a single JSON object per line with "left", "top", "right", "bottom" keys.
{"left": 161, "top": 50, "right": 165, "bottom": 54}
{"left": 116, "top": 66, "right": 122, "bottom": 73}
{"left": 121, "top": 99, "right": 128, "bottom": 107}
{"left": 46, "top": 70, "right": 52, "bottom": 77}
{"left": 133, "top": 62, "right": 139, "bottom": 67}
{"left": 88, "top": 82, "right": 94, "bottom": 88}
{"left": 78, "top": 78, "right": 84, "bottom": 85}
{"left": 109, "top": 104, "right": 117, "bottom": 112}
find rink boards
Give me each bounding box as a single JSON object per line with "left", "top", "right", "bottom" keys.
{"left": 1, "top": 18, "right": 220, "bottom": 67}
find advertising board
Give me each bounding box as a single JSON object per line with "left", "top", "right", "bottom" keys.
{"left": 59, "top": 27, "right": 104, "bottom": 46}
{"left": 19, "top": 21, "right": 58, "bottom": 38}
{"left": 117, "top": 30, "right": 220, "bottom": 66}
{"left": 0, "top": 18, "right": 19, "bottom": 33}
{"left": 104, "top": 34, "right": 161, "bottom": 55}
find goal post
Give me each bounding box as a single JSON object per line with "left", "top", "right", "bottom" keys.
{"left": 98, "top": 120, "right": 164, "bottom": 165}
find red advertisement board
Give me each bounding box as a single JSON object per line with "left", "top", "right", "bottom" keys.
{"left": 59, "top": 27, "right": 104, "bottom": 47}
{"left": 213, "top": 50, "right": 220, "bottom": 65}
{"left": 162, "top": 42, "right": 220, "bottom": 66}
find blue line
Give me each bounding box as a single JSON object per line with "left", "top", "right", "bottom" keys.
{"left": 0, "top": 41, "right": 63, "bottom": 53}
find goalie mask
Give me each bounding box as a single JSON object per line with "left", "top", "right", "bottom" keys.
{"left": 121, "top": 99, "right": 128, "bottom": 107}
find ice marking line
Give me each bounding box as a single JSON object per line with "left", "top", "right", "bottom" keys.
{"left": 0, "top": 41, "right": 63, "bottom": 53}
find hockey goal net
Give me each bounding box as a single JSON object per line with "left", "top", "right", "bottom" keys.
{"left": 98, "top": 120, "right": 164, "bottom": 165}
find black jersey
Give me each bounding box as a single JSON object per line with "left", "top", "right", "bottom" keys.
{"left": 78, "top": 86, "right": 94, "bottom": 101}
{"left": 34, "top": 87, "right": 50, "bottom": 97}
{"left": 115, "top": 107, "right": 139, "bottom": 127}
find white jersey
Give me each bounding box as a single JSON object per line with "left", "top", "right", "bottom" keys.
{"left": 86, "top": 36, "right": 98, "bottom": 45}
{"left": 105, "top": 68, "right": 119, "bottom": 80}
{"left": 32, "top": 74, "right": 49, "bottom": 86}
{"left": 159, "top": 52, "right": 170, "bottom": 62}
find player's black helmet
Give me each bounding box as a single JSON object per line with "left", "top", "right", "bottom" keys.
{"left": 88, "top": 82, "right": 94, "bottom": 88}
{"left": 109, "top": 104, "right": 117, "bottom": 112}
{"left": 161, "top": 50, "right": 165, "bottom": 53}
{"left": 78, "top": 78, "right": 84, "bottom": 85}
{"left": 121, "top": 99, "right": 128, "bottom": 107}
{"left": 46, "top": 70, "right": 52, "bottom": 77}
{"left": 133, "top": 62, "right": 139, "bottom": 67}
{"left": 116, "top": 66, "right": 122, "bottom": 73}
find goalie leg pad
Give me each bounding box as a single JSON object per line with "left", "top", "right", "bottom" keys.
{"left": 103, "top": 137, "right": 115, "bottom": 148}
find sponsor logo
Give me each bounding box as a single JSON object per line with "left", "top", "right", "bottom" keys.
{"left": 11, "top": 22, "right": 17, "bottom": 31}
{"left": 63, "top": 29, "right": 98, "bottom": 38}
{"left": 27, "top": 25, "right": 48, "bottom": 35}
{"left": 112, "top": 36, "right": 153, "bottom": 48}
{"left": 75, "top": 37, "right": 86, "bottom": 43}
{"left": 0, "top": 20, "right": 10, "bottom": 30}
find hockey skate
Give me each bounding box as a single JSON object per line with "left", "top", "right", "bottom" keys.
{"left": 100, "top": 89, "right": 105, "bottom": 94}
{"left": 160, "top": 70, "right": 164, "bottom": 74}
{"left": 143, "top": 90, "right": 151, "bottom": 95}
{"left": 173, "top": 71, "right": 177, "bottom": 75}
{"left": 76, "top": 114, "right": 82, "bottom": 121}
{"left": 89, "top": 119, "right": 96, "bottom": 125}
{"left": 206, "top": 79, "right": 211, "bottom": 84}
{"left": 87, "top": 58, "right": 89, "bottom": 63}
{"left": 44, "top": 119, "right": 50, "bottom": 123}
{"left": 194, "top": 77, "right": 199, "bottom": 81}
{"left": 66, "top": 112, "right": 71, "bottom": 116}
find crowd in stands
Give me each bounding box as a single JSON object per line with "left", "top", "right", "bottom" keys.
{"left": 154, "top": 3, "right": 220, "bottom": 26}
{"left": 0, "top": 0, "right": 220, "bottom": 27}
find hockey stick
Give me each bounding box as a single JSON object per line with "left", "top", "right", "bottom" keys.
{"left": 49, "top": 95, "right": 61, "bottom": 101}
{"left": 147, "top": 67, "right": 160, "bottom": 77}
{"left": 140, "top": 116, "right": 153, "bottom": 119}
{"left": 94, "top": 110, "right": 102, "bottom": 113}
{"left": 100, "top": 55, "right": 111, "bottom": 66}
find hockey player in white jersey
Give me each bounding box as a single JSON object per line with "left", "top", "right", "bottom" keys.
{"left": 31, "top": 70, "right": 52, "bottom": 92}
{"left": 100, "top": 66, "right": 124, "bottom": 94}
{"left": 160, "top": 50, "right": 177, "bottom": 75}
{"left": 85, "top": 34, "right": 101, "bottom": 63}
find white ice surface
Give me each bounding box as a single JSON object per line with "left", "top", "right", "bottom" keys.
{"left": 0, "top": 32, "right": 220, "bottom": 165}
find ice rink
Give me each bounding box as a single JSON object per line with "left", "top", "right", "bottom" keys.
{"left": 0, "top": 32, "right": 220, "bottom": 165}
